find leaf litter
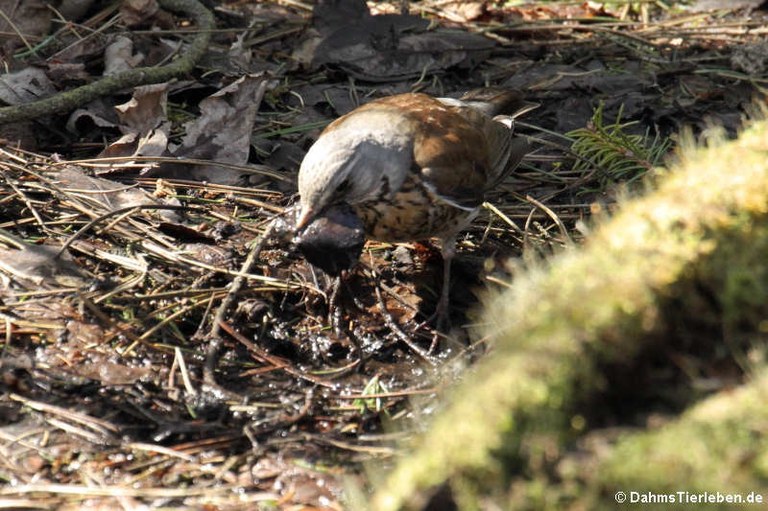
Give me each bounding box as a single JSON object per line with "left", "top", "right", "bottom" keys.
{"left": 0, "top": 0, "right": 767, "bottom": 508}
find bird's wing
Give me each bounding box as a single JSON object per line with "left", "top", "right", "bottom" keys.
{"left": 412, "top": 109, "right": 491, "bottom": 209}
{"left": 415, "top": 108, "right": 528, "bottom": 207}
{"left": 356, "top": 93, "right": 531, "bottom": 208}
{"left": 453, "top": 88, "right": 538, "bottom": 118}
{"left": 483, "top": 119, "right": 530, "bottom": 190}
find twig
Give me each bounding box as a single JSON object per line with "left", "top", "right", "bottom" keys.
{"left": 373, "top": 281, "right": 436, "bottom": 365}
{"left": 55, "top": 204, "right": 197, "bottom": 258}
{"left": 203, "top": 219, "right": 277, "bottom": 387}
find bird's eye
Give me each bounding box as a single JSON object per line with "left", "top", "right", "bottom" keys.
{"left": 336, "top": 178, "right": 350, "bottom": 194}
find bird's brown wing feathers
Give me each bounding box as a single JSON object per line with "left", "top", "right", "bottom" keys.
{"left": 413, "top": 100, "right": 528, "bottom": 208}
{"left": 413, "top": 105, "right": 491, "bottom": 209}
{"left": 484, "top": 124, "right": 530, "bottom": 190}
{"left": 329, "top": 93, "right": 529, "bottom": 208}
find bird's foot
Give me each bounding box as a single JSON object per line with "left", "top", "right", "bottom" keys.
{"left": 415, "top": 272, "right": 452, "bottom": 329}
{"left": 414, "top": 310, "right": 449, "bottom": 354}
{"left": 326, "top": 276, "right": 343, "bottom": 333}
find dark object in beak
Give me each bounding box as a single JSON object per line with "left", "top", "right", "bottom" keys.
{"left": 295, "top": 203, "right": 365, "bottom": 276}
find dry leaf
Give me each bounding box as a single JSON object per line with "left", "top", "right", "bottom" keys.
{"left": 99, "top": 129, "right": 169, "bottom": 159}
{"left": 0, "top": 244, "right": 86, "bottom": 289}
{"left": 0, "top": 68, "right": 56, "bottom": 105}
{"left": 58, "top": 166, "right": 180, "bottom": 222}
{"left": 312, "top": 0, "right": 371, "bottom": 35}
{"left": 146, "top": 75, "right": 269, "bottom": 184}
{"left": 67, "top": 99, "right": 120, "bottom": 134}
{"left": 120, "top": 0, "right": 160, "bottom": 27}
{"left": 104, "top": 35, "right": 145, "bottom": 76}
{"left": 439, "top": 1, "right": 485, "bottom": 22}
{"left": 0, "top": 0, "right": 50, "bottom": 49}
{"left": 302, "top": 2, "right": 493, "bottom": 81}
{"left": 96, "top": 83, "right": 170, "bottom": 160}
{"left": 115, "top": 83, "right": 169, "bottom": 133}
{"left": 177, "top": 75, "right": 266, "bottom": 164}
{"left": 46, "top": 62, "right": 89, "bottom": 84}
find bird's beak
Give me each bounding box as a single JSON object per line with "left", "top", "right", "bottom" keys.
{"left": 295, "top": 206, "right": 315, "bottom": 232}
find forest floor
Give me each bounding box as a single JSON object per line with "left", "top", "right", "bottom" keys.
{"left": 1, "top": 0, "right": 767, "bottom": 509}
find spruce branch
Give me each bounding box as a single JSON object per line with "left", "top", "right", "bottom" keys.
{"left": 568, "top": 103, "right": 671, "bottom": 188}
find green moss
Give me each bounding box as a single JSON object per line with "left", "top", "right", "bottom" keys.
{"left": 588, "top": 371, "right": 768, "bottom": 509}
{"left": 371, "top": 118, "right": 768, "bottom": 510}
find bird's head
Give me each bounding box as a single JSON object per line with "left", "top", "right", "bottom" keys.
{"left": 296, "top": 105, "right": 414, "bottom": 233}
{"left": 296, "top": 145, "right": 357, "bottom": 231}
{"left": 297, "top": 138, "right": 409, "bottom": 232}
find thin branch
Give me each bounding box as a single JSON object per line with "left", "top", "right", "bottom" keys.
{"left": 0, "top": 0, "right": 214, "bottom": 125}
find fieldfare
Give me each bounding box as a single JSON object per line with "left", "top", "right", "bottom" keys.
{"left": 295, "top": 88, "right": 535, "bottom": 327}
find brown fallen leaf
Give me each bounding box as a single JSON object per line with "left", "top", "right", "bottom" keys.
{"left": 0, "top": 68, "right": 56, "bottom": 106}
{"left": 0, "top": 0, "right": 51, "bottom": 51}
{"left": 45, "top": 62, "right": 90, "bottom": 85}
{"left": 98, "top": 83, "right": 170, "bottom": 159}
{"left": 0, "top": 242, "right": 86, "bottom": 289}
{"left": 66, "top": 100, "right": 120, "bottom": 137}
{"left": 115, "top": 82, "right": 168, "bottom": 133}
{"left": 437, "top": 1, "right": 486, "bottom": 23}
{"left": 0, "top": 68, "right": 53, "bottom": 146}
{"left": 57, "top": 166, "right": 179, "bottom": 222}
{"left": 299, "top": 1, "right": 493, "bottom": 82}
{"left": 104, "top": 35, "right": 145, "bottom": 76}
{"left": 120, "top": 0, "right": 160, "bottom": 27}
{"left": 145, "top": 74, "right": 271, "bottom": 185}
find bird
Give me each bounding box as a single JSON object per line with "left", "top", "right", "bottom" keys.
{"left": 295, "top": 88, "right": 536, "bottom": 327}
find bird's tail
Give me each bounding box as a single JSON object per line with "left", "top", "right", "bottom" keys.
{"left": 457, "top": 87, "right": 539, "bottom": 118}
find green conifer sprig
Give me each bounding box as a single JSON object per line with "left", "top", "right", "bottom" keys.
{"left": 568, "top": 103, "right": 671, "bottom": 189}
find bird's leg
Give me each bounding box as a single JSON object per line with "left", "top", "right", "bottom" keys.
{"left": 435, "top": 237, "right": 455, "bottom": 331}
{"left": 327, "top": 269, "right": 365, "bottom": 332}
{"left": 328, "top": 273, "right": 344, "bottom": 334}
{"left": 328, "top": 271, "right": 366, "bottom": 365}
{"left": 414, "top": 238, "right": 455, "bottom": 340}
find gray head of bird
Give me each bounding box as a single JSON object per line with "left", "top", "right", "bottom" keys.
{"left": 296, "top": 116, "right": 413, "bottom": 231}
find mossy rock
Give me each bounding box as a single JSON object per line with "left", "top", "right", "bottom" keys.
{"left": 370, "top": 115, "right": 768, "bottom": 510}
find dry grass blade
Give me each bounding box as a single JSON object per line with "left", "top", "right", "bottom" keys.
{"left": 9, "top": 394, "right": 119, "bottom": 438}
